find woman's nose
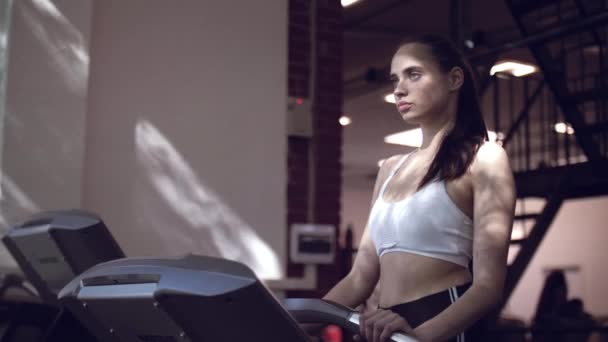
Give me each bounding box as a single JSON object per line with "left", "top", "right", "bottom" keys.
{"left": 394, "top": 81, "right": 407, "bottom": 98}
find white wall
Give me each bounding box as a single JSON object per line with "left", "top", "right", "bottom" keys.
{"left": 505, "top": 196, "right": 608, "bottom": 322}
{"left": 81, "top": 1, "right": 287, "bottom": 279}
{"left": 0, "top": 0, "right": 92, "bottom": 271}
{"left": 1, "top": 0, "right": 91, "bottom": 224}
{"left": 0, "top": 0, "right": 13, "bottom": 181}
{"left": 0, "top": 0, "right": 288, "bottom": 280}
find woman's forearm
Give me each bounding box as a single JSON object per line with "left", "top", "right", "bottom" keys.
{"left": 323, "top": 273, "right": 376, "bottom": 309}
{"left": 413, "top": 284, "right": 500, "bottom": 342}
{"left": 303, "top": 275, "right": 371, "bottom": 339}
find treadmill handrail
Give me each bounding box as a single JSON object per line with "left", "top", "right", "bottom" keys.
{"left": 284, "top": 298, "right": 418, "bottom": 342}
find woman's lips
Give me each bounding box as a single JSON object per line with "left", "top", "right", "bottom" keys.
{"left": 398, "top": 102, "right": 412, "bottom": 111}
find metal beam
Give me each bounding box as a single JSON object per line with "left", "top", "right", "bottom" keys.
{"left": 509, "top": 7, "right": 607, "bottom": 170}
{"left": 582, "top": 120, "right": 608, "bottom": 134}
{"left": 344, "top": 11, "right": 608, "bottom": 97}
{"left": 569, "top": 86, "right": 608, "bottom": 104}
{"left": 502, "top": 174, "right": 567, "bottom": 305}
{"left": 509, "top": 0, "right": 565, "bottom": 16}
{"left": 468, "top": 10, "right": 608, "bottom": 62}
{"left": 573, "top": 0, "right": 604, "bottom": 48}
{"left": 515, "top": 161, "right": 608, "bottom": 198}
{"left": 502, "top": 80, "right": 545, "bottom": 147}
{"left": 514, "top": 213, "right": 539, "bottom": 221}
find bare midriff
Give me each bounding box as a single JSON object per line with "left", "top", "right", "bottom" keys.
{"left": 377, "top": 251, "right": 471, "bottom": 308}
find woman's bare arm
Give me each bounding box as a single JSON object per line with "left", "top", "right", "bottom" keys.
{"left": 323, "top": 227, "right": 380, "bottom": 308}
{"left": 322, "top": 155, "right": 404, "bottom": 308}
{"left": 413, "top": 142, "right": 516, "bottom": 341}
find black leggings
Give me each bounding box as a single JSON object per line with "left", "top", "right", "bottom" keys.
{"left": 382, "top": 284, "right": 485, "bottom": 342}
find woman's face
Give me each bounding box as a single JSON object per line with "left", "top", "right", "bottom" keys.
{"left": 390, "top": 43, "right": 455, "bottom": 125}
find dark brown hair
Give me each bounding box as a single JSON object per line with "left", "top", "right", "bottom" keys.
{"left": 397, "top": 34, "right": 489, "bottom": 189}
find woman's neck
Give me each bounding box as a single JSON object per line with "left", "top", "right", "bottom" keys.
{"left": 419, "top": 116, "right": 454, "bottom": 152}
{"left": 418, "top": 92, "right": 459, "bottom": 151}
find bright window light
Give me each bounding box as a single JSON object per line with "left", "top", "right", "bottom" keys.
{"left": 341, "top": 0, "right": 361, "bottom": 7}
{"left": 511, "top": 224, "right": 527, "bottom": 240}
{"left": 339, "top": 116, "right": 352, "bottom": 126}
{"left": 384, "top": 93, "right": 396, "bottom": 104}
{"left": 554, "top": 122, "right": 574, "bottom": 135}
{"left": 385, "top": 129, "right": 502, "bottom": 147}
{"left": 490, "top": 60, "right": 537, "bottom": 77}
{"left": 384, "top": 128, "right": 422, "bottom": 147}
{"left": 583, "top": 45, "right": 602, "bottom": 54}
{"left": 488, "top": 131, "right": 505, "bottom": 142}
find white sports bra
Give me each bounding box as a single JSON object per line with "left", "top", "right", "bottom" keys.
{"left": 368, "top": 153, "right": 474, "bottom": 268}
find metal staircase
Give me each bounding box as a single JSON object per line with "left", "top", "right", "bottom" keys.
{"left": 494, "top": 0, "right": 608, "bottom": 310}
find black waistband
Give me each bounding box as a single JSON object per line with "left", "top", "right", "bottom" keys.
{"left": 381, "top": 283, "right": 472, "bottom": 329}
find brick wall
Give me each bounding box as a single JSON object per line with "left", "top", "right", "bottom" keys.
{"left": 287, "top": 0, "right": 343, "bottom": 297}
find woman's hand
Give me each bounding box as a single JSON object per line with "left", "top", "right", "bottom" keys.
{"left": 358, "top": 308, "right": 415, "bottom": 342}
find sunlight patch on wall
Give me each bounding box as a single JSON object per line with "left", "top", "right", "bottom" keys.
{"left": 17, "top": 0, "right": 88, "bottom": 94}
{"left": 0, "top": 171, "right": 39, "bottom": 272}
{"left": 0, "top": 0, "right": 14, "bottom": 190}
{"left": 134, "top": 120, "right": 282, "bottom": 280}
{"left": 0, "top": 172, "right": 40, "bottom": 230}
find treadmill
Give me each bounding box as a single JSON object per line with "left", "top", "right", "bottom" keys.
{"left": 2, "top": 209, "right": 125, "bottom": 304}
{"left": 58, "top": 254, "right": 417, "bottom": 342}
{"left": 1, "top": 209, "right": 125, "bottom": 342}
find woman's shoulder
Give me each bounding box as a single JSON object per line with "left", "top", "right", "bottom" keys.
{"left": 374, "top": 153, "right": 407, "bottom": 182}
{"left": 470, "top": 141, "right": 513, "bottom": 180}
{"left": 378, "top": 152, "right": 412, "bottom": 174}
{"left": 381, "top": 153, "right": 406, "bottom": 167}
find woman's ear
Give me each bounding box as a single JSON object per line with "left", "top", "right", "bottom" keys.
{"left": 448, "top": 66, "right": 464, "bottom": 91}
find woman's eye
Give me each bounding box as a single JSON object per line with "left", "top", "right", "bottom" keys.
{"left": 409, "top": 72, "right": 421, "bottom": 80}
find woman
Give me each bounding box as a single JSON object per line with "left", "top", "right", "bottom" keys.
{"left": 323, "top": 34, "right": 516, "bottom": 342}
